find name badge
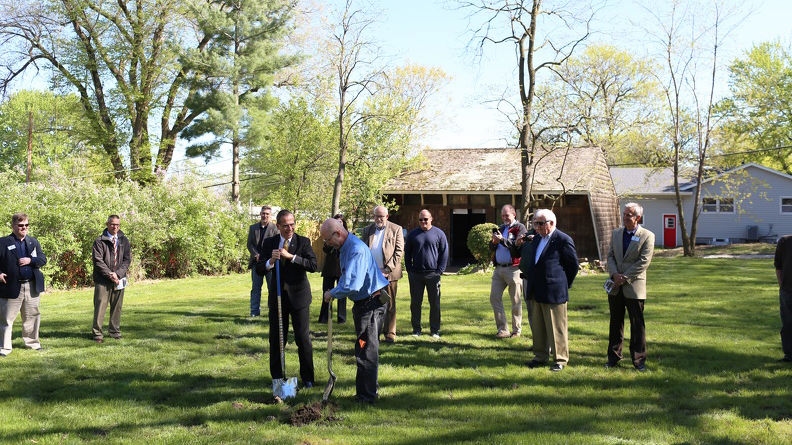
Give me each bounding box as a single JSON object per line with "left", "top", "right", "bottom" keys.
{"left": 631, "top": 236, "right": 640, "bottom": 242}
{"left": 7, "top": 245, "right": 15, "bottom": 250}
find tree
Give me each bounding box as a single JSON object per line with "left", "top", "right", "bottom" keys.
{"left": 462, "top": 0, "right": 600, "bottom": 222}
{"left": 642, "top": 0, "right": 744, "bottom": 256}
{"left": 180, "top": 0, "right": 297, "bottom": 203}
{"left": 0, "top": 0, "right": 294, "bottom": 184}
{"left": 0, "top": 90, "right": 108, "bottom": 180}
{"left": 718, "top": 40, "right": 792, "bottom": 174}
{"left": 544, "top": 44, "right": 667, "bottom": 165}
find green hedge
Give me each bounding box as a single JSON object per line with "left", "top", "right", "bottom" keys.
{"left": 467, "top": 223, "right": 499, "bottom": 269}
{"left": 0, "top": 171, "right": 250, "bottom": 288}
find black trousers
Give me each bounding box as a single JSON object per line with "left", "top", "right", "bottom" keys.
{"left": 607, "top": 289, "right": 646, "bottom": 367}
{"left": 318, "top": 276, "right": 347, "bottom": 323}
{"left": 268, "top": 294, "right": 314, "bottom": 385}
{"left": 408, "top": 271, "right": 442, "bottom": 334}
{"left": 353, "top": 296, "right": 387, "bottom": 402}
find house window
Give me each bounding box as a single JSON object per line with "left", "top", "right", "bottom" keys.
{"left": 702, "top": 197, "right": 735, "bottom": 213}
{"left": 782, "top": 197, "right": 792, "bottom": 214}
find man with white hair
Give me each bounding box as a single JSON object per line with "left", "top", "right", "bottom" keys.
{"left": 517, "top": 209, "right": 578, "bottom": 371}
{"left": 361, "top": 206, "right": 404, "bottom": 343}
{"left": 321, "top": 218, "right": 389, "bottom": 403}
{"left": 606, "top": 203, "right": 655, "bottom": 371}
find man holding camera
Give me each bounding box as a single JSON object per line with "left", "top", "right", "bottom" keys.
{"left": 489, "top": 205, "right": 528, "bottom": 339}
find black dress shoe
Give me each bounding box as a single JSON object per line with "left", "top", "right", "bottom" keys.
{"left": 604, "top": 361, "right": 619, "bottom": 368}
{"left": 303, "top": 381, "right": 314, "bottom": 388}
{"left": 526, "top": 360, "right": 544, "bottom": 369}
{"left": 635, "top": 364, "right": 647, "bottom": 372}
{"left": 383, "top": 337, "right": 395, "bottom": 344}
{"left": 549, "top": 364, "right": 564, "bottom": 372}
{"left": 778, "top": 357, "right": 792, "bottom": 363}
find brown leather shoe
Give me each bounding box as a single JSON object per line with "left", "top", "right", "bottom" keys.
{"left": 495, "top": 331, "right": 511, "bottom": 339}
{"left": 510, "top": 332, "right": 521, "bottom": 338}
{"left": 94, "top": 338, "right": 103, "bottom": 344}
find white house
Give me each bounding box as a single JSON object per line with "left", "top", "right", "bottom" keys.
{"left": 610, "top": 163, "right": 792, "bottom": 247}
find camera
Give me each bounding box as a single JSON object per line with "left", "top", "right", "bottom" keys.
{"left": 492, "top": 228, "right": 499, "bottom": 234}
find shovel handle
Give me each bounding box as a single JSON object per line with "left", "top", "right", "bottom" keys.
{"left": 276, "top": 261, "right": 285, "bottom": 378}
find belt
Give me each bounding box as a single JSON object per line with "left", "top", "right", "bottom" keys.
{"left": 495, "top": 263, "right": 514, "bottom": 267}
{"left": 355, "top": 290, "right": 382, "bottom": 303}
{"left": 19, "top": 279, "right": 32, "bottom": 283}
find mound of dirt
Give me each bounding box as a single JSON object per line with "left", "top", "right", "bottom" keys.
{"left": 289, "top": 402, "right": 340, "bottom": 426}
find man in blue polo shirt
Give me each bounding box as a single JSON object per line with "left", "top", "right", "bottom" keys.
{"left": 321, "top": 217, "right": 389, "bottom": 404}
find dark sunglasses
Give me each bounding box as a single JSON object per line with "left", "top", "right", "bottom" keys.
{"left": 532, "top": 221, "right": 549, "bottom": 227}
{"left": 17, "top": 224, "right": 30, "bottom": 228}
{"left": 418, "top": 218, "right": 430, "bottom": 222}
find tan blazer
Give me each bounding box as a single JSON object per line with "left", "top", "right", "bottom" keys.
{"left": 361, "top": 221, "right": 404, "bottom": 281}
{"left": 607, "top": 226, "right": 655, "bottom": 300}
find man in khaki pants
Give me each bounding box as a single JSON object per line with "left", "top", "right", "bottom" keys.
{"left": 361, "top": 206, "right": 404, "bottom": 343}
{"left": 92, "top": 215, "right": 131, "bottom": 343}
{"left": 489, "top": 204, "right": 528, "bottom": 338}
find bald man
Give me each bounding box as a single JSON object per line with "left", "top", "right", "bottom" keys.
{"left": 404, "top": 209, "right": 448, "bottom": 338}
{"left": 321, "top": 218, "right": 389, "bottom": 404}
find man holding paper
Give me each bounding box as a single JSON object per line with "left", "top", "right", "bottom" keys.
{"left": 92, "top": 215, "right": 132, "bottom": 343}
{"left": 605, "top": 203, "right": 655, "bottom": 371}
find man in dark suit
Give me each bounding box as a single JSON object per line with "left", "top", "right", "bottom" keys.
{"left": 0, "top": 213, "right": 47, "bottom": 356}
{"left": 489, "top": 204, "right": 528, "bottom": 338}
{"left": 91, "top": 214, "right": 132, "bottom": 343}
{"left": 518, "top": 209, "right": 578, "bottom": 371}
{"left": 606, "top": 202, "right": 655, "bottom": 371}
{"left": 247, "top": 205, "right": 278, "bottom": 317}
{"left": 256, "top": 209, "right": 317, "bottom": 387}
{"left": 361, "top": 206, "right": 404, "bottom": 343}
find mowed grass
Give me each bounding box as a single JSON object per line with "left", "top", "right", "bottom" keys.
{"left": 1, "top": 258, "right": 791, "bottom": 444}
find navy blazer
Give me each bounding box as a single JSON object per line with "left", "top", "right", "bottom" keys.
{"left": 256, "top": 233, "right": 317, "bottom": 310}
{"left": 0, "top": 234, "right": 47, "bottom": 298}
{"left": 518, "top": 229, "right": 578, "bottom": 304}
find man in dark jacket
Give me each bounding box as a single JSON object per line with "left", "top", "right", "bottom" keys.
{"left": 92, "top": 215, "right": 132, "bottom": 343}
{"left": 0, "top": 213, "right": 47, "bottom": 356}
{"left": 247, "top": 206, "right": 278, "bottom": 317}
{"left": 517, "top": 209, "right": 578, "bottom": 371}
{"left": 256, "top": 210, "right": 318, "bottom": 387}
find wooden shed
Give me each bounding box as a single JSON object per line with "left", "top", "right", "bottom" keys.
{"left": 383, "top": 146, "right": 620, "bottom": 264}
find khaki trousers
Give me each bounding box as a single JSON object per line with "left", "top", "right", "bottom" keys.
{"left": 0, "top": 282, "right": 41, "bottom": 354}
{"left": 531, "top": 300, "right": 568, "bottom": 365}
{"left": 93, "top": 283, "right": 125, "bottom": 340}
{"left": 490, "top": 265, "right": 522, "bottom": 334}
{"left": 384, "top": 280, "right": 398, "bottom": 339}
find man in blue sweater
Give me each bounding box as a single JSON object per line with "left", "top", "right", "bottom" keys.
{"left": 404, "top": 209, "right": 448, "bottom": 338}
{"left": 321, "top": 218, "right": 390, "bottom": 404}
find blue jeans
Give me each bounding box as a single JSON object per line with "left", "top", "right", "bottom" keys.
{"left": 250, "top": 268, "right": 271, "bottom": 316}
{"left": 781, "top": 288, "right": 792, "bottom": 358}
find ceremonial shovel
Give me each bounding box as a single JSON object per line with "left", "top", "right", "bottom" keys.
{"left": 322, "top": 299, "right": 337, "bottom": 403}
{"left": 272, "top": 260, "right": 297, "bottom": 399}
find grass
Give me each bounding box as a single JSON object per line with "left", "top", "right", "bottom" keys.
{"left": 1, "top": 257, "right": 791, "bottom": 444}
{"left": 653, "top": 242, "right": 777, "bottom": 257}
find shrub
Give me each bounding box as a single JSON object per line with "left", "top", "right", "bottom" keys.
{"left": 0, "top": 169, "right": 250, "bottom": 288}
{"left": 467, "top": 223, "right": 499, "bottom": 270}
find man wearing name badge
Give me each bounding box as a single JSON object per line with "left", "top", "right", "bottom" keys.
{"left": 92, "top": 215, "right": 132, "bottom": 343}
{"left": 256, "top": 210, "right": 317, "bottom": 388}
{"left": 776, "top": 233, "right": 792, "bottom": 363}
{"left": 0, "top": 213, "right": 47, "bottom": 357}
{"left": 489, "top": 204, "right": 528, "bottom": 339}
{"left": 404, "top": 209, "right": 448, "bottom": 338}
{"left": 605, "top": 203, "right": 655, "bottom": 372}
{"left": 321, "top": 218, "right": 389, "bottom": 404}
{"left": 518, "top": 209, "right": 578, "bottom": 372}
{"left": 360, "top": 206, "right": 404, "bottom": 343}
{"left": 247, "top": 206, "right": 278, "bottom": 317}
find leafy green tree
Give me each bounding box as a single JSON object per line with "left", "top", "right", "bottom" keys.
{"left": 0, "top": 90, "right": 109, "bottom": 181}
{"left": 180, "top": 0, "right": 297, "bottom": 203}
{"left": 467, "top": 223, "right": 498, "bottom": 270}
{"left": 242, "top": 96, "right": 337, "bottom": 215}
{"left": 718, "top": 40, "right": 792, "bottom": 174}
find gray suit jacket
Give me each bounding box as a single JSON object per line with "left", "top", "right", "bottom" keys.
{"left": 360, "top": 221, "right": 404, "bottom": 281}
{"left": 607, "top": 226, "right": 655, "bottom": 300}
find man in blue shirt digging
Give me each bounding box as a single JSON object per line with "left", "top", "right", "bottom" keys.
{"left": 321, "top": 217, "right": 389, "bottom": 404}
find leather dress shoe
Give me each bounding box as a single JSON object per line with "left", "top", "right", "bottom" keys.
{"left": 778, "top": 356, "right": 792, "bottom": 363}
{"left": 635, "top": 364, "right": 647, "bottom": 372}
{"left": 303, "top": 381, "right": 314, "bottom": 388}
{"left": 94, "top": 338, "right": 104, "bottom": 344}
{"left": 526, "top": 360, "right": 544, "bottom": 369}
{"left": 604, "top": 361, "right": 619, "bottom": 368}
{"left": 510, "top": 332, "right": 521, "bottom": 338}
{"left": 384, "top": 337, "right": 395, "bottom": 344}
{"left": 495, "top": 331, "right": 511, "bottom": 339}
{"left": 549, "top": 364, "right": 564, "bottom": 372}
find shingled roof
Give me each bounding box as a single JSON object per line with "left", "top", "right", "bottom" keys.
{"left": 609, "top": 167, "right": 697, "bottom": 196}
{"left": 386, "top": 146, "right": 612, "bottom": 193}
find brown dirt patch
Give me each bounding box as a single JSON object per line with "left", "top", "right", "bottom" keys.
{"left": 289, "top": 402, "right": 340, "bottom": 426}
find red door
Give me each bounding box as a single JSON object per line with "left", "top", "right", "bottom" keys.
{"left": 663, "top": 214, "right": 677, "bottom": 248}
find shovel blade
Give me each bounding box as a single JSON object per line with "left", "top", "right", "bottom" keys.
{"left": 273, "top": 377, "right": 298, "bottom": 399}
{"left": 322, "top": 373, "right": 337, "bottom": 402}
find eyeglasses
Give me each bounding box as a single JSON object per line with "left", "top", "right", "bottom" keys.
{"left": 532, "top": 221, "right": 549, "bottom": 227}
{"left": 16, "top": 224, "right": 29, "bottom": 228}
{"left": 322, "top": 232, "right": 336, "bottom": 244}
{"left": 418, "top": 218, "right": 430, "bottom": 222}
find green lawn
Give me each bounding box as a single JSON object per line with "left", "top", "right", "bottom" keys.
{"left": 1, "top": 258, "right": 790, "bottom": 444}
